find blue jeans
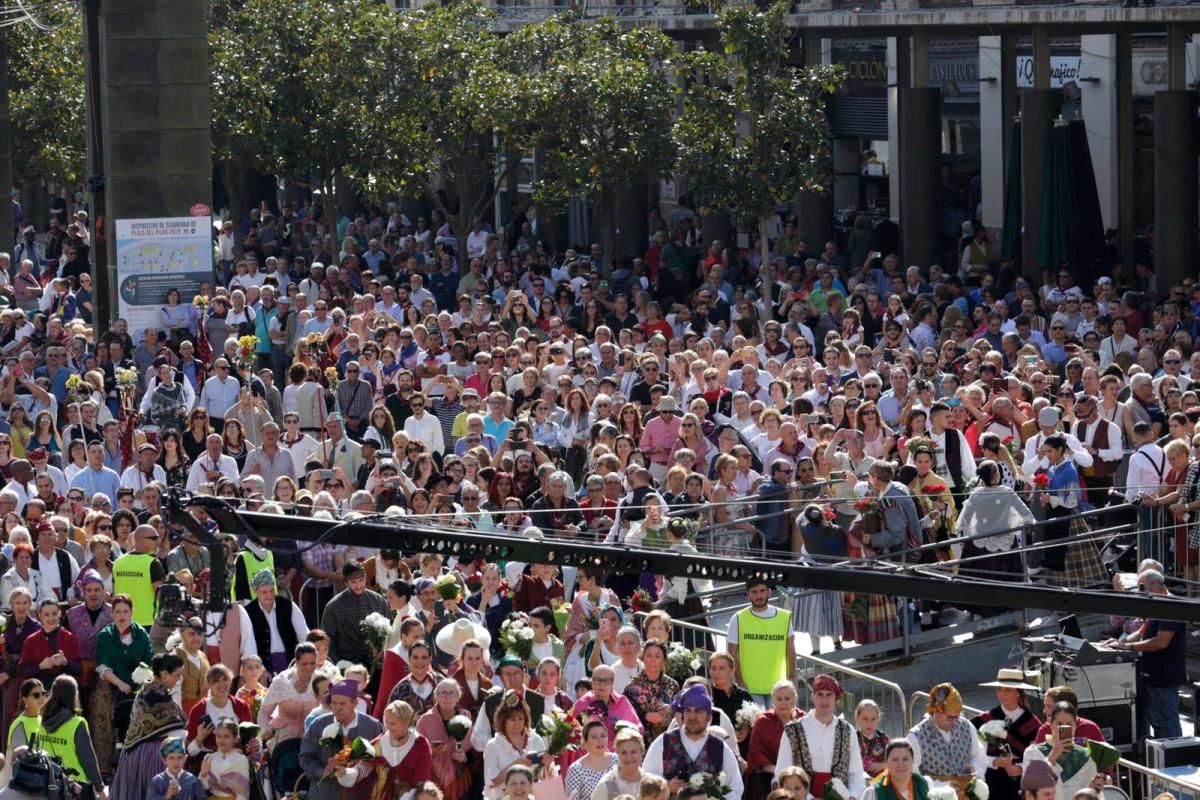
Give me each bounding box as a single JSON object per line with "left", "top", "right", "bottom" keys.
{"left": 1137, "top": 680, "right": 1183, "bottom": 740}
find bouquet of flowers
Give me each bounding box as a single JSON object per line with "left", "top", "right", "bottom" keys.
{"left": 193, "top": 294, "right": 210, "bottom": 308}
{"left": 319, "top": 721, "right": 346, "bottom": 751}
{"left": 927, "top": 787, "right": 959, "bottom": 800}
{"left": 577, "top": 698, "right": 609, "bottom": 727}
{"left": 854, "top": 497, "right": 881, "bottom": 515}
{"left": 435, "top": 574, "right": 463, "bottom": 602}
{"left": 1001, "top": 436, "right": 1020, "bottom": 458}
{"left": 966, "top": 776, "right": 990, "bottom": 800}
{"left": 464, "top": 572, "right": 484, "bottom": 593}
{"left": 1032, "top": 472, "right": 1050, "bottom": 489}
{"left": 824, "top": 779, "right": 852, "bottom": 800}
{"left": 237, "top": 335, "right": 259, "bottom": 372}
{"left": 498, "top": 613, "right": 536, "bottom": 662}
{"left": 977, "top": 719, "right": 1009, "bottom": 752}
{"left": 359, "top": 612, "right": 391, "bottom": 655}
{"left": 823, "top": 507, "right": 838, "bottom": 522}
{"left": 132, "top": 663, "right": 154, "bottom": 685}
{"left": 446, "top": 715, "right": 472, "bottom": 750}
{"left": 237, "top": 722, "right": 262, "bottom": 749}
{"left": 324, "top": 366, "right": 340, "bottom": 390}
{"left": 733, "top": 700, "right": 764, "bottom": 733}
{"left": 629, "top": 588, "right": 654, "bottom": 614}
{"left": 324, "top": 736, "right": 376, "bottom": 783}
{"left": 688, "top": 770, "right": 733, "bottom": 799}
{"left": 665, "top": 642, "right": 702, "bottom": 683}
{"left": 906, "top": 436, "right": 939, "bottom": 458}
{"left": 533, "top": 709, "right": 583, "bottom": 777}
{"left": 115, "top": 367, "right": 139, "bottom": 398}
{"left": 922, "top": 483, "right": 948, "bottom": 496}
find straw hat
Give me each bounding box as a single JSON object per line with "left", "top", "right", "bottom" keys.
{"left": 979, "top": 667, "right": 1040, "bottom": 692}
{"left": 434, "top": 617, "right": 492, "bottom": 658}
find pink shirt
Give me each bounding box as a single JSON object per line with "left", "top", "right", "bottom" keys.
{"left": 640, "top": 415, "right": 681, "bottom": 463}
{"left": 571, "top": 691, "right": 643, "bottom": 748}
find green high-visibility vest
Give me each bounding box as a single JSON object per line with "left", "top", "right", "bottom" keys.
{"left": 233, "top": 549, "right": 274, "bottom": 600}
{"left": 7, "top": 714, "right": 43, "bottom": 751}
{"left": 735, "top": 606, "right": 792, "bottom": 694}
{"left": 41, "top": 716, "right": 86, "bottom": 781}
{"left": 113, "top": 553, "right": 158, "bottom": 627}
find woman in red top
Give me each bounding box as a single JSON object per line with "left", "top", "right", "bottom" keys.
{"left": 746, "top": 681, "right": 804, "bottom": 800}
{"left": 17, "top": 598, "right": 81, "bottom": 687}
{"left": 343, "top": 699, "right": 432, "bottom": 800}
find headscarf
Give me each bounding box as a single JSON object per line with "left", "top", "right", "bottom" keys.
{"left": 671, "top": 683, "right": 713, "bottom": 714}
{"left": 927, "top": 682, "right": 963, "bottom": 717}
{"left": 251, "top": 568, "right": 276, "bottom": 589}
{"left": 811, "top": 674, "right": 844, "bottom": 699}
{"left": 325, "top": 679, "right": 359, "bottom": 704}
{"left": 160, "top": 736, "right": 187, "bottom": 757}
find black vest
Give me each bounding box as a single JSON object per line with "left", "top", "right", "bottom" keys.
{"left": 942, "top": 429, "right": 964, "bottom": 491}
{"left": 245, "top": 596, "right": 300, "bottom": 659}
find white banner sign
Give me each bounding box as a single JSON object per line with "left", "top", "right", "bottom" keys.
{"left": 116, "top": 216, "right": 213, "bottom": 343}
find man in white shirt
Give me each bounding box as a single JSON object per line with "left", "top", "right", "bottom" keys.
{"left": 199, "top": 358, "right": 241, "bottom": 432}
{"left": 465, "top": 219, "right": 489, "bottom": 260}
{"left": 237, "top": 569, "right": 310, "bottom": 676}
{"left": 906, "top": 683, "right": 991, "bottom": 783}
{"left": 185, "top": 433, "right": 241, "bottom": 492}
{"left": 35, "top": 518, "right": 80, "bottom": 601}
{"left": 120, "top": 443, "right": 168, "bottom": 500}
{"left": 1022, "top": 406, "right": 1092, "bottom": 476}
{"left": 1125, "top": 420, "right": 1167, "bottom": 562}
{"left": 1098, "top": 316, "right": 1137, "bottom": 368}
{"left": 774, "top": 675, "right": 865, "bottom": 800}
{"left": 923, "top": 403, "right": 976, "bottom": 494}
{"left": 645, "top": 685, "right": 744, "bottom": 800}
{"left": 1, "top": 458, "right": 32, "bottom": 513}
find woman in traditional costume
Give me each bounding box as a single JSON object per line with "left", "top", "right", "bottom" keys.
{"left": 861, "top": 739, "right": 931, "bottom": 800}
{"left": 109, "top": 653, "right": 187, "bottom": 800}
{"left": 1023, "top": 703, "right": 1104, "bottom": 800}
{"left": 341, "top": 699, "right": 433, "bottom": 800}
{"left": 1038, "top": 436, "right": 1106, "bottom": 588}
{"left": 955, "top": 460, "right": 1036, "bottom": 584}
{"left": 623, "top": 641, "right": 679, "bottom": 743}
{"left": 416, "top": 679, "right": 474, "bottom": 800}
{"left": 972, "top": 669, "right": 1044, "bottom": 800}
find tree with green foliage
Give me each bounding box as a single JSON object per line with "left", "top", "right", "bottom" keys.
{"left": 7, "top": 15, "right": 86, "bottom": 188}
{"left": 673, "top": 0, "right": 841, "bottom": 263}
{"left": 518, "top": 14, "right": 677, "bottom": 266}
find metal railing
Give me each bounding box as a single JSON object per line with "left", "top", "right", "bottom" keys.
{"left": 646, "top": 612, "right": 909, "bottom": 738}
{"left": 1113, "top": 756, "right": 1200, "bottom": 800}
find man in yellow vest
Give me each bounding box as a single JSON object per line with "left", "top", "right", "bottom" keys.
{"left": 725, "top": 576, "right": 794, "bottom": 707}
{"left": 113, "top": 524, "right": 166, "bottom": 644}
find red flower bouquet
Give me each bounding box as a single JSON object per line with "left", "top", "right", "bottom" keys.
{"left": 1032, "top": 473, "right": 1051, "bottom": 488}
{"left": 922, "top": 483, "right": 948, "bottom": 496}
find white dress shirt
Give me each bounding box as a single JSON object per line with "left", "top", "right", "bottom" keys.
{"left": 1074, "top": 418, "right": 1123, "bottom": 468}
{"left": 1125, "top": 442, "right": 1167, "bottom": 502}
{"left": 645, "top": 728, "right": 745, "bottom": 800}
{"left": 773, "top": 714, "right": 866, "bottom": 799}
{"left": 185, "top": 453, "right": 241, "bottom": 491}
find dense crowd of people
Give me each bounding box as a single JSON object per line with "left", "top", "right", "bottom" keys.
{"left": 0, "top": 198, "right": 1191, "bottom": 800}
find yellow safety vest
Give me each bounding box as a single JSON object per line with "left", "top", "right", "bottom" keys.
{"left": 41, "top": 715, "right": 86, "bottom": 781}
{"left": 736, "top": 606, "right": 792, "bottom": 694}
{"left": 113, "top": 553, "right": 158, "bottom": 627}
{"left": 232, "top": 549, "right": 274, "bottom": 600}
{"left": 7, "top": 714, "right": 43, "bottom": 751}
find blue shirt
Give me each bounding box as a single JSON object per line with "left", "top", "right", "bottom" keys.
{"left": 755, "top": 480, "right": 791, "bottom": 545}
{"left": 483, "top": 416, "right": 514, "bottom": 444}
{"left": 69, "top": 465, "right": 121, "bottom": 502}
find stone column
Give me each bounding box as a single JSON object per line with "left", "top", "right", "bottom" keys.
{"left": 1020, "top": 89, "right": 1060, "bottom": 281}
{"left": 1153, "top": 91, "right": 1198, "bottom": 289}
{"left": 0, "top": 29, "right": 12, "bottom": 256}
{"left": 795, "top": 29, "right": 832, "bottom": 247}
{"left": 898, "top": 87, "right": 942, "bottom": 269}
{"left": 1080, "top": 35, "right": 1119, "bottom": 230}
{"left": 97, "top": 0, "right": 211, "bottom": 326}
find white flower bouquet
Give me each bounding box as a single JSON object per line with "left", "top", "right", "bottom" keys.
{"left": 360, "top": 612, "right": 392, "bottom": 654}
{"left": 665, "top": 642, "right": 702, "bottom": 683}
{"left": 734, "top": 700, "right": 764, "bottom": 733}
{"left": 824, "top": 778, "right": 851, "bottom": 800}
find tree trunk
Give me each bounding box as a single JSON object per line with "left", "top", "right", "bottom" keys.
{"left": 758, "top": 214, "right": 771, "bottom": 266}
{"left": 596, "top": 186, "right": 616, "bottom": 278}
{"left": 221, "top": 160, "right": 243, "bottom": 256}
{"left": 322, "top": 169, "right": 338, "bottom": 252}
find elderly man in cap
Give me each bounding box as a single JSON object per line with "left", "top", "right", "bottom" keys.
{"left": 66, "top": 569, "right": 113, "bottom": 703}
{"left": 972, "top": 669, "right": 1045, "bottom": 800}
{"left": 234, "top": 568, "right": 309, "bottom": 677}
{"left": 321, "top": 560, "right": 388, "bottom": 665}
{"left": 471, "top": 653, "right": 546, "bottom": 752}
{"left": 120, "top": 442, "right": 167, "bottom": 500}
{"left": 774, "top": 674, "right": 863, "bottom": 799}
{"left": 644, "top": 684, "right": 744, "bottom": 800}
{"left": 906, "top": 683, "right": 991, "bottom": 795}
{"left": 299, "top": 678, "right": 385, "bottom": 799}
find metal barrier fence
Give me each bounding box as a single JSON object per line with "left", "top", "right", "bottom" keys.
{"left": 646, "top": 613, "right": 910, "bottom": 738}
{"left": 1113, "top": 756, "right": 1200, "bottom": 800}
